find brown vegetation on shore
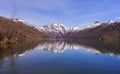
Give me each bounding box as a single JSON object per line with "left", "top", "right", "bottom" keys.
{"left": 0, "top": 16, "right": 49, "bottom": 45}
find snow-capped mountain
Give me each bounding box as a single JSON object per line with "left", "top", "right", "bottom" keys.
{"left": 36, "top": 23, "right": 84, "bottom": 38}
{"left": 34, "top": 40, "right": 101, "bottom": 54}
{"left": 36, "top": 20, "right": 120, "bottom": 38}
{"left": 36, "top": 23, "right": 69, "bottom": 38}
{"left": 82, "top": 22, "right": 101, "bottom": 30}
{"left": 73, "top": 20, "right": 120, "bottom": 39}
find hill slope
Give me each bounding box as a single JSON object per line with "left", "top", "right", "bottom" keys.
{"left": 0, "top": 16, "right": 49, "bottom": 45}
{"left": 64, "top": 21, "right": 120, "bottom": 41}
{"left": 77, "top": 21, "right": 120, "bottom": 40}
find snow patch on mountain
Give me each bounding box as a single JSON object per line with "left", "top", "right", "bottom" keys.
{"left": 36, "top": 23, "right": 68, "bottom": 38}
{"left": 34, "top": 40, "right": 101, "bottom": 54}
{"left": 35, "top": 19, "right": 119, "bottom": 38}
{"left": 12, "top": 19, "right": 34, "bottom": 26}
{"left": 36, "top": 22, "right": 103, "bottom": 37}
{"left": 79, "top": 22, "right": 101, "bottom": 30}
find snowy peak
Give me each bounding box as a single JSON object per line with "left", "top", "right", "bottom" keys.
{"left": 48, "top": 23, "right": 68, "bottom": 32}
{"left": 36, "top": 20, "right": 120, "bottom": 38}
{"left": 107, "top": 20, "right": 114, "bottom": 24}
{"left": 36, "top": 22, "right": 103, "bottom": 38}
{"left": 82, "top": 21, "right": 101, "bottom": 30}
{"left": 116, "top": 19, "right": 120, "bottom": 23}
{"left": 39, "top": 23, "right": 67, "bottom": 32}
{"left": 37, "top": 23, "right": 68, "bottom": 38}
{"left": 90, "top": 21, "right": 101, "bottom": 28}
{"left": 34, "top": 40, "right": 101, "bottom": 54}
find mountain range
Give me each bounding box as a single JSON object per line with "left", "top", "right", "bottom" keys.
{"left": 0, "top": 16, "right": 120, "bottom": 43}
{"left": 36, "top": 20, "right": 120, "bottom": 41}
{"left": 36, "top": 22, "right": 102, "bottom": 38}
{"left": 36, "top": 23, "right": 81, "bottom": 38}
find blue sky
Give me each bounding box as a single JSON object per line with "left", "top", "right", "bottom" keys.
{"left": 0, "top": 0, "right": 120, "bottom": 27}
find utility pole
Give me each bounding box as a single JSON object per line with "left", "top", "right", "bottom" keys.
{"left": 10, "top": 0, "right": 18, "bottom": 19}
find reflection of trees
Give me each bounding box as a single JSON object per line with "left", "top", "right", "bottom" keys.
{"left": 9, "top": 56, "right": 18, "bottom": 74}
{"left": 0, "top": 39, "right": 120, "bottom": 71}
{"left": 65, "top": 39, "right": 120, "bottom": 56}
{"left": 35, "top": 39, "right": 120, "bottom": 56}
{"left": 0, "top": 41, "right": 40, "bottom": 58}
{"left": 0, "top": 41, "right": 40, "bottom": 71}
{"left": 0, "top": 59, "right": 3, "bottom": 69}
{"left": 1, "top": 39, "right": 119, "bottom": 57}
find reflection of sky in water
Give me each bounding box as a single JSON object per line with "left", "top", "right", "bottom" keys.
{"left": 0, "top": 40, "right": 120, "bottom": 74}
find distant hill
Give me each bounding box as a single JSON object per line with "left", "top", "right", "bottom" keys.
{"left": 0, "top": 16, "right": 49, "bottom": 45}
{"left": 64, "top": 20, "right": 120, "bottom": 41}
{"left": 77, "top": 21, "right": 120, "bottom": 40}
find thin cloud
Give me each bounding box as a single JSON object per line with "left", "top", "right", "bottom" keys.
{"left": 16, "top": 0, "right": 69, "bottom": 13}
{"left": 0, "top": 0, "right": 120, "bottom": 27}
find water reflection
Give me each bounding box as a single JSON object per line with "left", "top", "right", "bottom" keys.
{"left": 0, "top": 41, "right": 40, "bottom": 74}
{"left": 35, "top": 39, "right": 120, "bottom": 56}
{"left": 0, "top": 39, "right": 120, "bottom": 74}
{"left": 0, "top": 41, "right": 40, "bottom": 59}
{"left": 0, "top": 39, "right": 120, "bottom": 59}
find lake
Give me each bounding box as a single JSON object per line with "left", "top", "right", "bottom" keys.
{"left": 0, "top": 39, "right": 120, "bottom": 74}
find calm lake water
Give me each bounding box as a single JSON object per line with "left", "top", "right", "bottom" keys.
{"left": 0, "top": 39, "right": 120, "bottom": 74}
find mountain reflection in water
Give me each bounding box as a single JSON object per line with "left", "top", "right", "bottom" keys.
{"left": 0, "top": 39, "right": 120, "bottom": 74}
{"left": 34, "top": 39, "right": 120, "bottom": 56}
{"left": 0, "top": 39, "right": 120, "bottom": 59}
